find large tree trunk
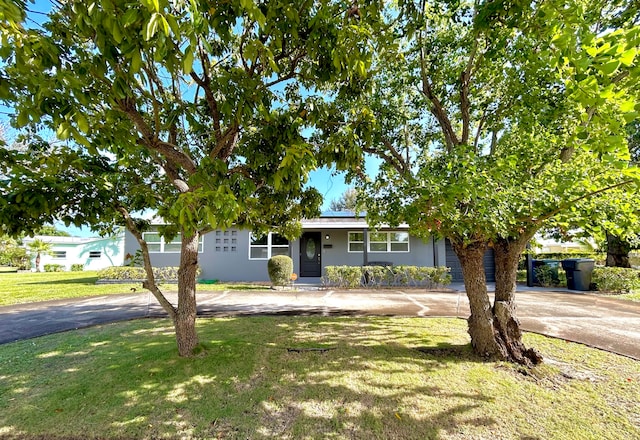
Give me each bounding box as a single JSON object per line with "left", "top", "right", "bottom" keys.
{"left": 453, "top": 238, "right": 542, "bottom": 366}
{"left": 493, "top": 237, "right": 543, "bottom": 366}
{"left": 174, "top": 230, "right": 200, "bottom": 357}
{"left": 35, "top": 253, "right": 41, "bottom": 272}
{"left": 605, "top": 232, "right": 631, "bottom": 268}
{"left": 452, "top": 240, "right": 506, "bottom": 358}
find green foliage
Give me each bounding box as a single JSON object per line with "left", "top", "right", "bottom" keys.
{"left": 0, "top": 235, "right": 29, "bottom": 269}
{"left": 322, "top": 266, "right": 363, "bottom": 289}
{"left": 323, "top": 265, "right": 452, "bottom": 289}
{"left": 592, "top": 267, "right": 640, "bottom": 293}
{"left": 70, "top": 264, "right": 84, "bottom": 272}
{"left": 97, "top": 266, "right": 200, "bottom": 282}
{"left": 534, "top": 265, "right": 561, "bottom": 288}
{"left": 267, "top": 255, "right": 293, "bottom": 286}
{"left": 43, "top": 264, "right": 65, "bottom": 272}
{"left": 533, "top": 252, "right": 606, "bottom": 262}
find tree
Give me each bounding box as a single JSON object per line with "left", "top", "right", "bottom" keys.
{"left": 1, "top": 0, "right": 374, "bottom": 356}
{"left": 329, "top": 187, "right": 359, "bottom": 211}
{"left": 0, "top": 235, "right": 28, "bottom": 269}
{"left": 27, "top": 239, "right": 52, "bottom": 272}
{"left": 34, "top": 226, "right": 71, "bottom": 237}
{"left": 318, "top": 0, "right": 640, "bottom": 364}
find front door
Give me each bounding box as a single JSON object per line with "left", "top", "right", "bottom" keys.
{"left": 300, "top": 232, "right": 321, "bottom": 277}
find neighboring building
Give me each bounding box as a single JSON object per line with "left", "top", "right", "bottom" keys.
{"left": 534, "top": 236, "right": 596, "bottom": 253}
{"left": 123, "top": 212, "right": 494, "bottom": 283}
{"left": 23, "top": 233, "right": 125, "bottom": 271}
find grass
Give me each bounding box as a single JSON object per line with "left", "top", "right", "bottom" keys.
{"left": 0, "top": 317, "right": 638, "bottom": 440}
{"left": 618, "top": 290, "right": 640, "bottom": 301}
{"left": 0, "top": 271, "right": 148, "bottom": 306}
{"left": 0, "top": 271, "right": 272, "bottom": 306}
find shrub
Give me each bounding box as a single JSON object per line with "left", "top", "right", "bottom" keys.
{"left": 592, "top": 267, "right": 640, "bottom": 294}
{"left": 323, "top": 266, "right": 363, "bottom": 289}
{"left": 322, "top": 265, "right": 452, "bottom": 289}
{"left": 70, "top": 264, "right": 84, "bottom": 272}
{"left": 97, "top": 266, "right": 200, "bottom": 282}
{"left": 267, "top": 255, "right": 293, "bottom": 286}
{"left": 534, "top": 265, "right": 558, "bottom": 287}
{"left": 44, "top": 264, "right": 65, "bottom": 272}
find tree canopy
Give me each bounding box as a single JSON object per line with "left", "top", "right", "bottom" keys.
{"left": 317, "top": 0, "right": 640, "bottom": 364}
{"left": 0, "top": 0, "right": 375, "bottom": 356}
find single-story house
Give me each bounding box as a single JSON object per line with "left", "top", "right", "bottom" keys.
{"left": 23, "top": 233, "right": 125, "bottom": 271}
{"left": 123, "top": 212, "right": 496, "bottom": 283}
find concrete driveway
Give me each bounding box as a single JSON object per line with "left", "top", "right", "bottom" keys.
{"left": 1, "top": 286, "right": 639, "bottom": 360}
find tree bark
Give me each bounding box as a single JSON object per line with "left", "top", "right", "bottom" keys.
{"left": 493, "top": 236, "right": 543, "bottom": 366}
{"left": 452, "top": 240, "right": 507, "bottom": 359}
{"left": 605, "top": 232, "right": 631, "bottom": 268}
{"left": 174, "top": 230, "right": 200, "bottom": 357}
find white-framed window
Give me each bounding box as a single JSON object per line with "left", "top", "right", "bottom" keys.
{"left": 249, "top": 233, "right": 289, "bottom": 260}
{"left": 348, "top": 231, "right": 410, "bottom": 253}
{"left": 89, "top": 251, "right": 102, "bottom": 258}
{"left": 142, "top": 232, "right": 204, "bottom": 253}
{"left": 369, "top": 231, "right": 410, "bottom": 252}
{"left": 348, "top": 232, "right": 365, "bottom": 252}
{"left": 52, "top": 251, "right": 66, "bottom": 259}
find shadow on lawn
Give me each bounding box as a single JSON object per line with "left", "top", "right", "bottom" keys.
{"left": 0, "top": 317, "right": 502, "bottom": 440}
{"left": 21, "top": 276, "right": 100, "bottom": 286}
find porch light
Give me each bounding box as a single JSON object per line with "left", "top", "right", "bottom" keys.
{"left": 325, "top": 234, "right": 330, "bottom": 240}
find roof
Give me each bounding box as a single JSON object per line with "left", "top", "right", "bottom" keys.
{"left": 302, "top": 211, "right": 408, "bottom": 229}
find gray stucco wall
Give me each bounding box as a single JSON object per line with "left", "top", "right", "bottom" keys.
{"left": 124, "top": 228, "right": 447, "bottom": 282}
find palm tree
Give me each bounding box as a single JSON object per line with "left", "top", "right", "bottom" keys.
{"left": 28, "top": 239, "right": 52, "bottom": 272}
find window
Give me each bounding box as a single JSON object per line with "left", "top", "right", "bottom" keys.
{"left": 249, "top": 233, "right": 289, "bottom": 260}
{"left": 349, "top": 231, "right": 410, "bottom": 253}
{"left": 142, "top": 232, "right": 204, "bottom": 253}
{"left": 348, "top": 232, "right": 364, "bottom": 252}
{"left": 52, "top": 251, "right": 66, "bottom": 259}
{"left": 89, "top": 251, "right": 101, "bottom": 258}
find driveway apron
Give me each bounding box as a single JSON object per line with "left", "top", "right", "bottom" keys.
{"left": 1, "top": 287, "right": 639, "bottom": 360}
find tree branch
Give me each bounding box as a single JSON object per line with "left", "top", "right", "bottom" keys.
{"left": 419, "top": 37, "right": 459, "bottom": 152}
{"left": 116, "top": 205, "right": 177, "bottom": 319}
{"left": 533, "top": 180, "right": 635, "bottom": 224}
{"left": 460, "top": 38, "right": 478, "bottom": 145}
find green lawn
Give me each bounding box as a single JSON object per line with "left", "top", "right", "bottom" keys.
{"left": 0, "top": 271, "right": 148, "bottom": 306}
{"left": 0, "top": 317, "right": 638, "bottom": 439}
{"left": 0, "top": 271, "right": 271, "bottom": 306}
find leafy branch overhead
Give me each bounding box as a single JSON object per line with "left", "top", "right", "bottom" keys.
{"left": 0, "top": 0, "right": 376, "bottom": 357}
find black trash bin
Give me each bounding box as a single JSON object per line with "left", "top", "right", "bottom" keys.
{"left": 532, "top": 259, "right": 560, "bottom": 286}
{"left": 561, "top": 258, "right": 595, "bottom": 291}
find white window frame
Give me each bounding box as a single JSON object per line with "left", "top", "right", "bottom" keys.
{"left": 142, "top": 232, "right": 204, "bottom": 253}
{"left": 89, "top": 251, "right": 102, "bottom": 258}
{"left": 347, "top": 231, "right": 365, "bottom": 253}
{"left": 248, "top": 233, "right": 289, "bottom": 260}
{"left": 347, "top": 231, "right": 410, "bottom": 253}
{"left": 51, "top": 251, "right": 67, "bottom": 259}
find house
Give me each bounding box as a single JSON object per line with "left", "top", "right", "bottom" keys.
{"left": 123, "top": 212, "right": 495, "bottom": 283}
{"left": 23, "top": 233, "right": 125, "bottom": 271}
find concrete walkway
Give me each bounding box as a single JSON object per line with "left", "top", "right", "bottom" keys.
{"left": 1, "top": 286, "right": 639, "bottom": 360}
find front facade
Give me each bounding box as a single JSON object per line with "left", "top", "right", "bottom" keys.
{"left": 123, "top": 212, "right": 448, "bottom": 283}
{"left": 23, "top": 234, "right": 125, "bottom": 271}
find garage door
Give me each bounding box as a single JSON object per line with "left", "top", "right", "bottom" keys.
{"left": 445, "top": 239, "right": 495, "bottom": 282}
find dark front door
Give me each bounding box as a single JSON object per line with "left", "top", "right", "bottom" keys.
{"left": 300, "top": 232, "right": 321, "bottom": 277}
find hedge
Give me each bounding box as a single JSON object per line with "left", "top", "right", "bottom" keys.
{"left": 43, "top": 264, "right": 65, "bottom": 272}
{"left": 322, "top": 265, "right": 452, "bottom": 289}
{"left": 97, "top": 266, "right": 201, "bottom": 282}
{"left": 71, "top": 264, "right": 84, "bottom": 272}
{"left": 592, "top": 267, "right": 640, "bottom": 294}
